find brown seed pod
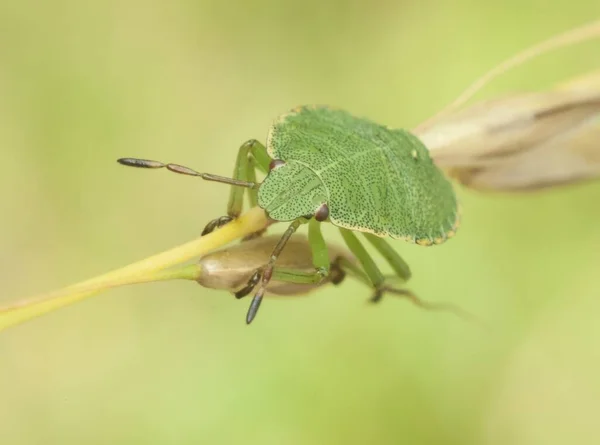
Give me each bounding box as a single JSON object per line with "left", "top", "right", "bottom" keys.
{"left": 196, "top": 234, "right": 356, "bottom": 296}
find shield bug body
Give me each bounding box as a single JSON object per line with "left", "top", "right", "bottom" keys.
{"left": 118, "top": 106, "right": 459, "bottom": 323}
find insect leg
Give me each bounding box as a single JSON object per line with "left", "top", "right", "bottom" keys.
{"left": 328, "top": 258, "right": 347, "bottom": 285}
{"left": 234, "top": 222, "right": 332, "bottom": 303}
{"left": 340, "top": 228, "right": 421, "bottom": 304}
{"left": 244, "top": 218, "right": 332, "bottom": 324}
{"left": 205, "top": 140, "right": 271, "bottom": 237}
{"left": 339, "top": 228, "right": 386, "bottom": 294}
{"left": 339, "top": 229, "right": 476, "bottom": 320}
{"left": 225, "top": 140, "right": 269, "bottom": 218}
{"left": 330, "top": 256, "right": 370, "bottom": 287}
{"left": 307, "top": 218, "right": 331, "bottom": 276}
{"left": 234, "top": 254, "right": 357, "bottom": 296}
{"left": 234, "top": 266, "right": 332, "bottom": 301}
{"left": 269, "top": 267, "right": 334, "bottom": 284}
{"left": 280, "top": 255, "right": 362, "bottom": 287}
{"left": 238, "top": 154, "right": 266, "bottom": 241}
{"left": 244, "top": 219, "right": 303, "bottom": 323}
{"left": 201, "top": 216, "right": 235, "bottom": 236}
{"left": 260, "top": 218, "right": 335, "bottom": 284}
{"left": 268, "top": 218, "right": 333, "bottom": 284}
{"left": 234, "top": 270, "right": 262, "bottom": 299}
{"left": 363, "top": 233, "right": 412, "bottom": 282}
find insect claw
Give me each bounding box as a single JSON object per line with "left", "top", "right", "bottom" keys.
{"left": 201, "top": 216, "right": 234, "bottom": 236}
{"left": 330, "top": 268, "right": 346, "bottom": 285}
{"left": 370, "top": 288, "right": 384, "bottom": 303}
{"left": 329, "top": 258, "right": 346, "bottom": 285}
{"left": 234, "top": 287, "right": 251, "bottom": 299}
{"left": 234, "top": 270, "right": 261, "bottom": 299}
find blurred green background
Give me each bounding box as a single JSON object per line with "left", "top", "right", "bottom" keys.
{"left": 1, "top": 1, "right": 600, "bottom": 444}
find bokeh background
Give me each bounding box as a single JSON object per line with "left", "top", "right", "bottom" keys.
{"left": 1, "top": 1, "right": 600, "bottom": 444}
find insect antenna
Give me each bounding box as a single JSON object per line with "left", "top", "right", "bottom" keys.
{"left": 117, "top": 158, "right": 256, "bottom": 189}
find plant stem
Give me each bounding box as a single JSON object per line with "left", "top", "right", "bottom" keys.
{"left": 0, "top": 207, "right": 268, "bottom": 332}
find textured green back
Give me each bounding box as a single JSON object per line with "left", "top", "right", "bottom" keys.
{"left": 265, "top": 106, "right": 459, "bottom": 244}
{"left": 257, "top": 161, "right": 328, "bottom": 222}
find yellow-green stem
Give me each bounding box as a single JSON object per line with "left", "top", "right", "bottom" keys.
{"left": 0, "top": 207, "right": 268, "bottom": 332}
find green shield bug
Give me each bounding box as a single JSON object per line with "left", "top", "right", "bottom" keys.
{"left": 118, "top": 105, "right": 459, "bottom": 324}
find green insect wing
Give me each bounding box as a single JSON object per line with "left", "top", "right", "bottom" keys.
{"left": 263, "top": 106, "right": 459, "bottom": 245}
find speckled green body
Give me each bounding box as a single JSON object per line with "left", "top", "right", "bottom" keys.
{"left": 257, "top": 106, "right": 459, "bottom": 245}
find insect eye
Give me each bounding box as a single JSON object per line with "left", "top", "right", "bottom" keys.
{"left": 269, "top": 159, "right": 286, "bottom": 170}
{"left": 314, "top": 203, "right": 329, "bottom": 222}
